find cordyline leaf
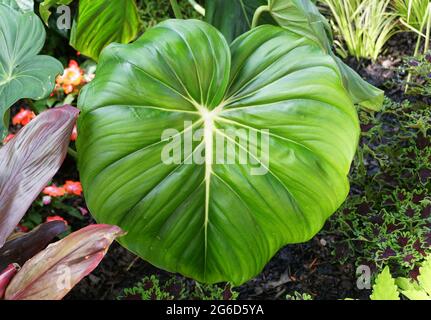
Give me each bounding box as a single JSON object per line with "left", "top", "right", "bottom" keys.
{"left": 0, "top": 4, "right": 63, "bottom": 136}
{"left": 70, "top": 0, "right": 140, "bottom": 61}
{"left": 0, "top": 105, "right": 79, "bottom": 248}
{"left": 77, "top": 20, "right": 360, "bottom": 285}
{"left": 370, "top": 266, "right": 400, "bottom": 300}
{"left": 0, "top": 221, "right": 67, "bottom": 271}
{"left": 39, "top": 0, "right": 73, "bottom": 24}
{"left": 0, "top": 263, "right": 19, "bottom": 299}
{"left": 5, "top": 224, "right": 124, "bottom": 300}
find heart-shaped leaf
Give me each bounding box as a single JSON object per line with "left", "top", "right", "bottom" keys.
{"left": 0, "top": 105, "right": 79, "bottom": 248}
{"left": 4, "top": 224, "right": 124, "bottom": 300}
{"left": 77, "top": 20, "right": 359, "bottom": 285}
{"left": 0, "top": 221, "right": 67, "bottom": 271}
{"left": 70, "top": 0, "right": 140, "bottom": 61}
{"left": 0, "top": 4, "right": 63, "bottom": 135}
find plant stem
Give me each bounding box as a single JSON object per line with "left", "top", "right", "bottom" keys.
{"left": 251, "top": 5, "right": 269, "bottom": 29}
{"left": 170, "top": 0, "right": 183, "bottom": 19}
{"left": 188, "top": 0, "right": 205, "bottom": 16}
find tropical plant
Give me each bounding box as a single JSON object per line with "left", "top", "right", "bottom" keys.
{"left": 70, "top": 0, "right": 140, "bottom": 61}
{"left": 217, "top": 0, "right": 384, "bottom": 111}
{"left": 0, "top": 106, "right": 123, "bottom": 300}
{"left": 319, "top": 0, "right": 398, "bottom": 61}
{"left": 0, "top": 4, "right": 63, "bottom": 137}
{"left": 0, "top": 0, "right": 388, "bottom": 292}
{"left": 77, "top": 18, "right": 361, "bottom": 285}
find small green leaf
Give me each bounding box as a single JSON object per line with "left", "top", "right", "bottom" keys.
{"left": 370, "top": 267, "right": 400, "bottom": 300}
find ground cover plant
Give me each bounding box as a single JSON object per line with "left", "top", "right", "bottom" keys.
{"left": 0, "top": 0, "right": 430, "bottom": 301}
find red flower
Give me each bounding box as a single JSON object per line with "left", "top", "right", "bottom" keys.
{"left": 43, "top": 185, "right": 66, "bottom": 197}
{"left": 12, "top": 108, "right": 35, "bottom": 126}
{"left": 63, "top": 180, "right": 82, "bottom": 196}
{"left": 2, "top": 134, "right": 15, "bottom": 144}
{"left": 46, "top": 216, "right": 68, "bottom": 225}
{"left": 70, "top": 125, "right": 78, "bottom": 141}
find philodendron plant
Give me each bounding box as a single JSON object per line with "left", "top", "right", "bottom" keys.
{"left": 77, "top": 18, "right": 362, "bottom": 285}
{"left": 0, "top": 0, "right": 384, "bottom": 288}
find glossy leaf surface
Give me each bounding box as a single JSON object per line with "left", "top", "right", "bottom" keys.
{"left": 254, "top": 0, "right": 384, "bottom": 110}
{"left": 69, "top": 0, "right": 140, "bottom": 61}
{"left": 77, "top": 20, "right": 359, "bottom": 285}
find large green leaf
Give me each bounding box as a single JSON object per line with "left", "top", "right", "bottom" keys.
{"left": 0, "top": 0, "right": 33, "bottom": 12}
{"left": 252, "top": 0, "right": 384, "bottom": 111}
{"left": 77, "top": 20, "right": 359, "bottom": 285}
{"left": 69, "top": 0, "right": 140, "bottom": 61}
{"left": 0, "top": 4, "right": 63, "bottom": 136}
{"left": 205, "top": 0, "right": 268, "bottom": 43}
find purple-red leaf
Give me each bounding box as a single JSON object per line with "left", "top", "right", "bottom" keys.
{"left": 0, "top": 221, "right": 68, "bottom": 271}
{"left": 4, "top": 224, "right": 124, "bottom": 300}
{"left": 0, "top": 105, "right": 79, "bottom": 248}
{"left": 0, "top": 263, "right": 20, "bottom": 299}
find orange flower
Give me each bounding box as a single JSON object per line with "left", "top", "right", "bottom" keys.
{"left": 63, "top": 180, "right": 82, "bottom": 196}
{"left": 56, "top": 60, "right": 84, "bottom": 94}
{"left": 70, "top": 125, "right": 78, "bottom": 141}
{"left": 12, "top": 108, "right": 35, "bottom": 126}
{"left": 46, "top": 216, "right": 68, "bottom": 225}
{"left": 3, "top": 134, "right": 15, "bottom": 144}
{"left": 43, "top": 185, "right": 66, "bottom": 197}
